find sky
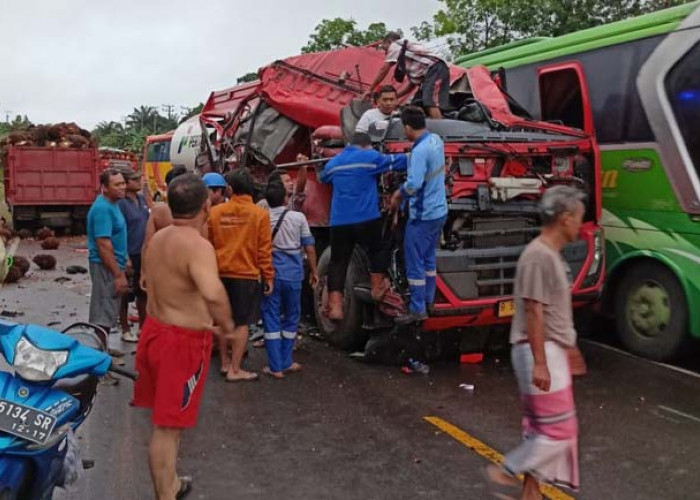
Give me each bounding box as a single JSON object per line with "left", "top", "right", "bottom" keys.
{"left": 0, "top": 0, "right": 441, "bottom": 130}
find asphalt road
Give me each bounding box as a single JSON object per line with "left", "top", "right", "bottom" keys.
{"left": 4, "top": 238, "right": 700, "bottom": 499}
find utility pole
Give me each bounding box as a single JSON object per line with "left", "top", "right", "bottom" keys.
{"left": 3, "top": 110, "right": 10, "bottom": 124}
{"left": 161, "top": 104, "right": 176, "bottom": 123}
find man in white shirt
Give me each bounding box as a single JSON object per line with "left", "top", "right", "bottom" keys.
{"left": 363, "top": 32, "right": 450, "bottom": 119}
{"left": 355, "top": 85, "right": 399, "bottom": 134}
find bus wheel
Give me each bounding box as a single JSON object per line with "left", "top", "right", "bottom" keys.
{"left": 614, "top": 262, "right": 687, "bottom": 361}
{"left": 313, "top": 247, "right": 367, "bottom": 351}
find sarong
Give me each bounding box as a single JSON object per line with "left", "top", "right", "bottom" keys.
{"left": 503, "top": 341, "right": 579, "bottom": 491}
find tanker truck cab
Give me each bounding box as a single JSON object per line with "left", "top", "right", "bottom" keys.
{"left": 315, "top": 66, "right": 603, "bottom": 351}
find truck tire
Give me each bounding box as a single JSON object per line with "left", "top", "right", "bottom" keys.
{"left": 314, "top": 247, "right": 368, "bottom": 351}
{"left": 614, "top": 262, "right": 687, "bottom": 361}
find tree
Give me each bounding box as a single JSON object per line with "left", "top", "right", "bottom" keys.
{"left": 414, "top": 0, "right": 688, "bottom": 57}
{"left": 301, "top": 18, "right": 396, "bottom": 53}
{"left": 126, "top": 105, "right": 159, "bottom": 132}
{"left": 237, "top": 72, "right": 258, "bottom": 84}
{"left": 179, "top": 103, "right": 204, "bottom": 124}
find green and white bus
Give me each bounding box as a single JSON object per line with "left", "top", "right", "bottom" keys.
{"left": 458, "top": 2, "right": 700, "bottom": 360}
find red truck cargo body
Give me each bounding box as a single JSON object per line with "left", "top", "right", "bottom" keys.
{"left": 4, "top": 146, "right": 99, "bottom": 206}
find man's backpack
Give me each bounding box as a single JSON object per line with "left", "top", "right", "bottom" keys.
{"left": 393, "top": 40, "right": 409, "bottom": 83}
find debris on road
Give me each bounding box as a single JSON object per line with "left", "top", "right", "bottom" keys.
{"left": 55, "top": 277, "right": 72, "bottom": 284}
{"left": 66, "top": 265, "right": 88, "bottom": 274}
{"left": 35, "top": 227, "right": 55, "bottom": 241}
{"left": 33, "top": 254, "right": 57, "bottom": 270}
{"left": 14, "top": 256, "right": 30, "bottom": 276}
{"left": 41, "top": 237, "right": 60, "bottom": 250}
{"left": 460, "top": 353, "right": 484, "bottom": 364}
{"left": 403, "top": 359, "right": 430, "bottom": 375}
{"left": 459, "top": 383, "right": 475, "bottom": 392}
{"left": 0, "top": 310, "right": 24, "bottom": 318}
{"left": 17, "top": 229, "right": 32, "bottom": 240}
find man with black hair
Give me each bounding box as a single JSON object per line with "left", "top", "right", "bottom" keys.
{"left": 141, "top": 165, "right": 188, "bottom": 257}
{"left": 117, "top": 168, "right": 150, "bottom": 343}
{"left": 390, "top": 106, "right": 447, "bottom": 324}
{"left": 355, "top": 85, "right": 399, "bottom": 133}
{"left": 260, "top": 182, "right": 317, "bottom": 378}
{"left": 134, "top": 173, "right": 235, "bottom": 500}
{"left": 319, "top": 132, "right": 407, "bottom": 320}
{"left": 208, "top": 169, "right": 273, "bottom": 382}
{"left": 87, "top": 168, "right": 128, "bottom": 335}
{"left": 363, "top": 32, "right": 450, "bottom": 120}
{"left": 257, "top": 153, "right": 309, "bottom": 212}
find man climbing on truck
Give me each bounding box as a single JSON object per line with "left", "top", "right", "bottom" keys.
{"left": 363, "top": 33, "right": 450, "bottom": 119}
{"left": 319, "top": 132, "right": 407, "bottom": 320}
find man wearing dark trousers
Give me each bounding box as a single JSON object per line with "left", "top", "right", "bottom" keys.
{"left": 319, "top": 132, "right": 407, "bottom": 320}
{"left": 117, "top": 168, "right": 150, "bottom": 343}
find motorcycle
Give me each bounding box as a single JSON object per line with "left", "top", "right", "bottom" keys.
{"left": 0, "top": 319, "right": 134, "bottom": 499}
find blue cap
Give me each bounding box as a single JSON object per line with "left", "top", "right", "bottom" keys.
{"left": 202, "top": 172, "right": 227, "bottom": 188}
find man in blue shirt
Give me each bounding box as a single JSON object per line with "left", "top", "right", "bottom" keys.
{"left": 260, "top": 182, "right": 318, "bottom": 378}
{"left": 117, "top": 168, "right": 150, "bottom": 343}
{"left": 320, "top": 132, "right": 407, "bottom": 320}
{"left": 390, "top": 107, "right": 448, "bottom": 324}
{"left": 87, "top": 168, "right": 128, "bottom": 334}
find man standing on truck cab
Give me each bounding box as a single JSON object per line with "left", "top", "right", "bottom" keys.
{"left": 320, "top": 132, "right": 407, "bottom": 320}
{"left": 87, "top": 168, "right": 129, "bottom": 335}
{"left": 355, "top": 85, "right": 399, "bottom": 134}
{"left": 117, "top": 168, "right": 150, "bottom": 343}
{"left": 363, "top": 32, "right": 450, "bottom": 120}
{"left": 390, "top": 107, "right": 447, "bottom": 325}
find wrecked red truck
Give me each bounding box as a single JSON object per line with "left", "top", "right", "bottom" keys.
{"left": 181, "top": 45, "right": 604, "bottom": 355}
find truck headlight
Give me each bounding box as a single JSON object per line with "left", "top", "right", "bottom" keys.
{"left": 14, "top": 337, "right": 68, "bottom": 382}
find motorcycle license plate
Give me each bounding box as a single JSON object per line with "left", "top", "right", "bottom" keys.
{"left": 0, "top": 399, "right": 57, "bottom": 445}
{"left": 497, "top": 300, "right": 515, "bottom": 318}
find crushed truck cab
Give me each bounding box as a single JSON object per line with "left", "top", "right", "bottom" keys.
{"left": 191, "top": 45, "right": 603, "bottom": 353}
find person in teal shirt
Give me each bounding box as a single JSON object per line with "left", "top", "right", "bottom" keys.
{"left": 87, "top": 168, "right": 128, "bottom": 333}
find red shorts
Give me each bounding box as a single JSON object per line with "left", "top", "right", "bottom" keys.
{"left": 132, "top": 317, "right": 213, "bottom": 428}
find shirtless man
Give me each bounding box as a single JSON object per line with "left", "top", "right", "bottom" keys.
{"left": 133, "top": 173, "right": 235, "bottom": 500}
{"left": 142, "top": 166, "right": 188, "bottom": 256}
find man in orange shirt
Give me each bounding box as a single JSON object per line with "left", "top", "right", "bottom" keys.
{"left": 208, "top": 169, "right": 274, "bottom": 382}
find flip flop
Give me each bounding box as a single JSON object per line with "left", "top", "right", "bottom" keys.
{"left": 284, "top": 363, "right": 303, "bottom": 373}
{"left": 482, "top": 466, "right": 519, "bottom": 500}
{"left": 262, "top": 366, "right": 285, "bottom": 379}
{"left": 225, "top": 372, "right": 259, "bottom": 383}
{"left": 176, "top": 476, "right": 193, "bottom": 499}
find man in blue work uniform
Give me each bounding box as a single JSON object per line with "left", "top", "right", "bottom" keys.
{"left": 390, "top": 106, "right": 448, "bottom": 324}
{"left": 320, "top": 132, "right": 407, "bottom": 320}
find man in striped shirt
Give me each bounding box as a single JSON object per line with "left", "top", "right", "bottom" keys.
{"left": 363, "top": 32, "right": 450, "bottom": 120}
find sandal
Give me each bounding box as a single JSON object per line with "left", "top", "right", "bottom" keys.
{"left": 482, "top": 465, "right": 519, "bottom": 500}
{"left": 284, "top": 362, "right": 302, "bottom": 373}
{"left": 225, "top": 372, "right": 259, "bottom": 383}
{"left": 262, "top": 366, "right": 285, "bottom": 379}
{"left": 176, "top": 476, "right": 193, "bottom": 499}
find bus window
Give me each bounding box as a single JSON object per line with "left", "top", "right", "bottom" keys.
{"left": 539, "top": 68, "right": 585, "bottom": 131}
{"left": 665, "top": 42, "right": 700, "bottom": 178}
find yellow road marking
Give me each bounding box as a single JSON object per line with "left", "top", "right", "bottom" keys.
{"left": 424, "top": 416, "right": 575, "bottom": 500}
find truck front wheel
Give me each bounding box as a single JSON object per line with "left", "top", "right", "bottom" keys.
{"left": 614, "top": 262, "right": 687, "bottom": 361}
{"left": 314, "top": 247, "right": 368, "bottom": 351}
